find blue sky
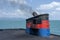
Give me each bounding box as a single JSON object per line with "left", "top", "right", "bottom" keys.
{"left": 0, "top": 0, "right": 60, "bottom": 20}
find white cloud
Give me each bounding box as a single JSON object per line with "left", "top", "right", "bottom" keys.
{"left": 36, "top": 1, "right": 60, "bottom": 20}
{"left": 8, "top": 0, "right": 27, "bottom": 4}
{"left": 49, "top": 11, "right": 60, "bottom": 20}
{"left": 37, "top": 4, "right": 53, "bottom": 10}
{"left": 0, "top": 0, "right": 33, "bottom": 19}
{"left": 56, "top": 7, "right": 60, "bottom": 11}
{"left": 0, "top": 8, "right": 33, "bottom": 19}
{"left": 37, "top": 1, "right": 60, "bottom": 10}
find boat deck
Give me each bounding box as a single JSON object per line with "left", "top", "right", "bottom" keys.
{"left": 0, "top": 29, "right": 60, "bottom": 40}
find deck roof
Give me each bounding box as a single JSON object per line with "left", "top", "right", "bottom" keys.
{"left": 0, "top": 29, "right": 60, "bottom": 40}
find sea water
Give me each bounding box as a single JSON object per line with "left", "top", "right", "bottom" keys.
{"left": 0, "top": 20, "right": 26, "bottom": 29}
{"left": 50, "top": 20, "right": 60, "bottom": 35}
{"left": 0, "top": 20, "right": 60, "bottom": 35}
